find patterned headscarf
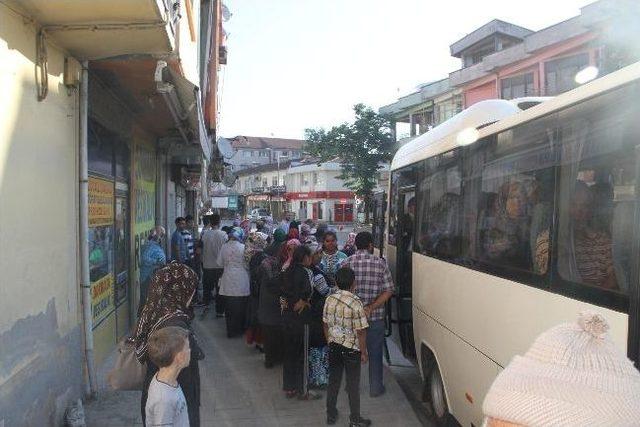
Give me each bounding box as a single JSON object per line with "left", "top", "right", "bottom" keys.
{"left": 132, "top": 263, "right": 198, "bottom": 362}
{"left": 281, "top": 238, "right": 301, "bottom": 270}
{"left": 244, "top": 231, "right": 269, "bottom": 267}
{"left": 239, "top": 219, "right": 251, "bottom": 241}
{"left": 229, "top": 226, "right": 245, "bottom": 242}
{"left": 300, "top": 223, "right": 311, "bottom": 241}
{"left": 344, "top": 232, "right": 357, "bottom": 249}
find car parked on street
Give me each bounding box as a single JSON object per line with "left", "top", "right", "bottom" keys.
{"left": 249, "top": 208, "right": 270, "bottom": 221}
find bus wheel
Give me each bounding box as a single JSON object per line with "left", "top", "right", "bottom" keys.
{"left": 425, "top": 361, "right": 449, "bottom": 425}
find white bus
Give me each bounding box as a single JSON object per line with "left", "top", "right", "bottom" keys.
{"left": 386, "top": 62, "right": 640, "bottom": 426}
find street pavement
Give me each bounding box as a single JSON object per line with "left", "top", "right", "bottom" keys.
{"left": 85, "top": 309, "right": 424, "bottom": 426}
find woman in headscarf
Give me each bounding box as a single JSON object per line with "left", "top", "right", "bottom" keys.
{"left": 244, "top": 232, "right": 269, "bottom": 348}
{"left": 300, "top": 223, "right": 312, "bottom": 242}
{"left": 219, "top": 227, "right": 251, "bottom": 338}
{"left": 258, "top": 231, "right": 286, "bottom": 368}
{"left": 239, "top": 218, "right": 251, "bottom": 242}
{"left": 134, "top": 263, "right": 204, "bottom": 427}
{"left": 341, "top": 232, "right": 357, "bottom": 257}
{"left": 307, "top": 247, "right": 333, "bottom": 390}
{"left": 281, "top": 238, "right": 302, "bottom": 271}
{"left": 319, "top": 230, "right": 348, "bottom": 286}
{"left": 287, "top": 226, "right": 300, "bottom": 242}
{"left": 280, "top": 245, "right": 320, "bottom": 400}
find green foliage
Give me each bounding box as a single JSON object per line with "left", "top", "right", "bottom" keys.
{"left": 304, "top": 104, "right": 394, "bottom": 202}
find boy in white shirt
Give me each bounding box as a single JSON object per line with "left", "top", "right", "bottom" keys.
{"left": 145, "top": 327, "right": 191, "bottom": 427}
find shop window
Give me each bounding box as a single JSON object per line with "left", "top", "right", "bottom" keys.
{"left": 545, "top": 53, "right": 590, "bottom": 96}
{"left": 501, "top": 73, "right": 534, "bottom": 100}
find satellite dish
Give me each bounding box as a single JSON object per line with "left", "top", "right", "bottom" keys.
{"left": 223, "top": 172, "right": 236, "bottom": 188}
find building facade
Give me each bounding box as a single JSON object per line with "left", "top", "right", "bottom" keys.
{"left": 0, "top": 1, "right": 226, "bottom": 424}
{"left": 380, "top": 0, "right": 640, "bottom": 141}
{"left": 449, "top": 1, "right": 640, "bottom": 105}
{"left": 285, "top": 162, "right": 356, "bottom": 223}
{"left": 222, "top": 135, "right": 304, "bottom": 172}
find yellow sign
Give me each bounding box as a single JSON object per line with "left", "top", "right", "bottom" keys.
{"left": 92, "top": 273, "right": 114, "bottom": 326}
{"left": 89, "top": 177, "right": 114, "bottom": 227}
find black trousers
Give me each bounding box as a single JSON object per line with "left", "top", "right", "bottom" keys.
{"left": 326, "top": 343, "right": 362, "bottom": 422}
{"left": 262, "top": 324, "right": 284, "bottom": 367}
{"left": 282, "top": 324, "right": 306, "bottom": 393}
{"left": 224, "top": 296, "right": 248, "bottom": 338}
{"left": 202, "top": 268, "right": 223, "bottom": 306}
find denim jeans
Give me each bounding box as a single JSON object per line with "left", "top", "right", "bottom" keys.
{"left": 366, "top": 319, "right": 385, "bottom": 396}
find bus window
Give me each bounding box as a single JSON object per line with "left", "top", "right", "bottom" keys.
{"left": 415, "top": 149, "right": 462, "bottom": 259}
{"left": 388, "top": 172, "right": 399, "bottom": 245}
{"left": 556, "top": 83, "right": 640, "bottom": 296}
{"left": 462, "top": 114, "right": 556, "bottom": 275}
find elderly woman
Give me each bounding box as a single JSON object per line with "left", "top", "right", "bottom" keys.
{"left": 244, "top": 232, "right": 269, "bottom": 348}
{"left": 138, "top": 226, "right": 166, "bottom": 313}
{"left": 134, "top": 263, "right": 204, "bottom": 427}
{"left": 219, "top": 227, "right": 250, "bottom": 338}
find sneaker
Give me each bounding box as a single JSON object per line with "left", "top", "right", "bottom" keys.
{"left": 297, "top": 391, "right": 322, "bottom": 401}
{"left": 326, "top": 410, "right": 338, "bottom": 425}
{"left": 349, "top": 417, "right": 372, "bottom": 427}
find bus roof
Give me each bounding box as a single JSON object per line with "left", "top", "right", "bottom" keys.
{"left": 390, "top": 61, "right": 640, "bottom": 171}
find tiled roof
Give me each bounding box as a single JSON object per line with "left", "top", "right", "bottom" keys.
{"left": 229, "top": 135, "right": 305, "bottom": 150}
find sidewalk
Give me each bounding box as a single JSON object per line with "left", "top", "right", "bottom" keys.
{"left": 85, "top": 311, "right": 423, "bottom": 427}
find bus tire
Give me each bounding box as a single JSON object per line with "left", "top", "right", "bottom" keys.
{"left": 422, "top": 347, "right": 450, "bottom": 425}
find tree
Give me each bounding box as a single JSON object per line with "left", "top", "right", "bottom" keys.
{"left": 304, "top": 104, "right": 395, "bottom": 222}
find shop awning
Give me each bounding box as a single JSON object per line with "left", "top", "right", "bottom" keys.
{"left": 155, "top": 61, "right": 212, "bottom": 162}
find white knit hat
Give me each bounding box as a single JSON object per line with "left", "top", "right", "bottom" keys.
{"left": 482, "top": 312, "right": 640, "bottom": 426}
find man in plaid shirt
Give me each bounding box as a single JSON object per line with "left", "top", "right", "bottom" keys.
{"left": 342, "top": 231, "right": 394, "bottom": 397}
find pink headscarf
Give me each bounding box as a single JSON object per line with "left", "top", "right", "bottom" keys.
{"left": 281, "top": 238, "right": 301, "bottom": 270}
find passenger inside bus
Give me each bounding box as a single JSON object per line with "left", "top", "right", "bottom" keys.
{"left": 480, "top": 181, "right": 533, "bottom": 270}
{"left": 565, "top": 180, "right": 618, "bottom": 290}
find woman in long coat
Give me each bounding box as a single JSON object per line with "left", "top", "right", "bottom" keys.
{"left": 219, "top": 227, "right": 251, "bottom": 338}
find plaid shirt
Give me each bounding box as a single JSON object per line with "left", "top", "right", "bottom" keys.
{"left": 323, "top": 290, "right": 369, "bottom": 350}
{"left": 342, "top": 250, "right": 394, "bottom": 321}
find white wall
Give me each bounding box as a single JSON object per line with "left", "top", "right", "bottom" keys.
{"left": 0, "top": 7, "right": 82, "bottom": 424}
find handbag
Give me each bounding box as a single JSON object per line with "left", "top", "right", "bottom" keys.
{"left": 107, "top": 339, "right": 147, "bottom": 391}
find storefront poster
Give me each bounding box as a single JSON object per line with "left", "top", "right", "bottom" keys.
{"left": 92, "top": 274, "right": 114, "bottom": 326}
{"left": 89, "top": 177, "right": 114, "bottom": 227}
{"left": 134, "top": 144, "right": 156, "bottom": 235}
{"left": 228, "top": 195, "right": 238, "bottom": 209}
{"left": 89, "top": 176, "right": 116, "bottom": 327}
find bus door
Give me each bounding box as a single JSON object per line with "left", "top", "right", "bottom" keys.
{"left": 372, "top": 192, "right": 386, "bottom": 257}
{"left": 394, "top": 187, "right": 416, "bottom": 358}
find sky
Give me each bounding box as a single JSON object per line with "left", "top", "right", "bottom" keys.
{"left": 218, "top": 0, "right": 594, "bottom": 139}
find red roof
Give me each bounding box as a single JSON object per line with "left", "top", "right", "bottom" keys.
{"left": 229, "top": 135, "right": 304, "bottom": 150}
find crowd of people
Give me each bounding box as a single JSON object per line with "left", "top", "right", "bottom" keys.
{"left": 136, "top": 212, "right": 394, "bottom": 426}
{"left": 133, "top": 212, "right": 640, "bottom": 427}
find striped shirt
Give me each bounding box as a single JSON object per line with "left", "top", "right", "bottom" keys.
{"left": 342, "top": 250, "right": 394, "bottom": 321}
{"left": 181, "top": 230, "right": 194, "bottom": 260}
{"left": 323, "top": 290, "right": 369, "bottom": 350}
